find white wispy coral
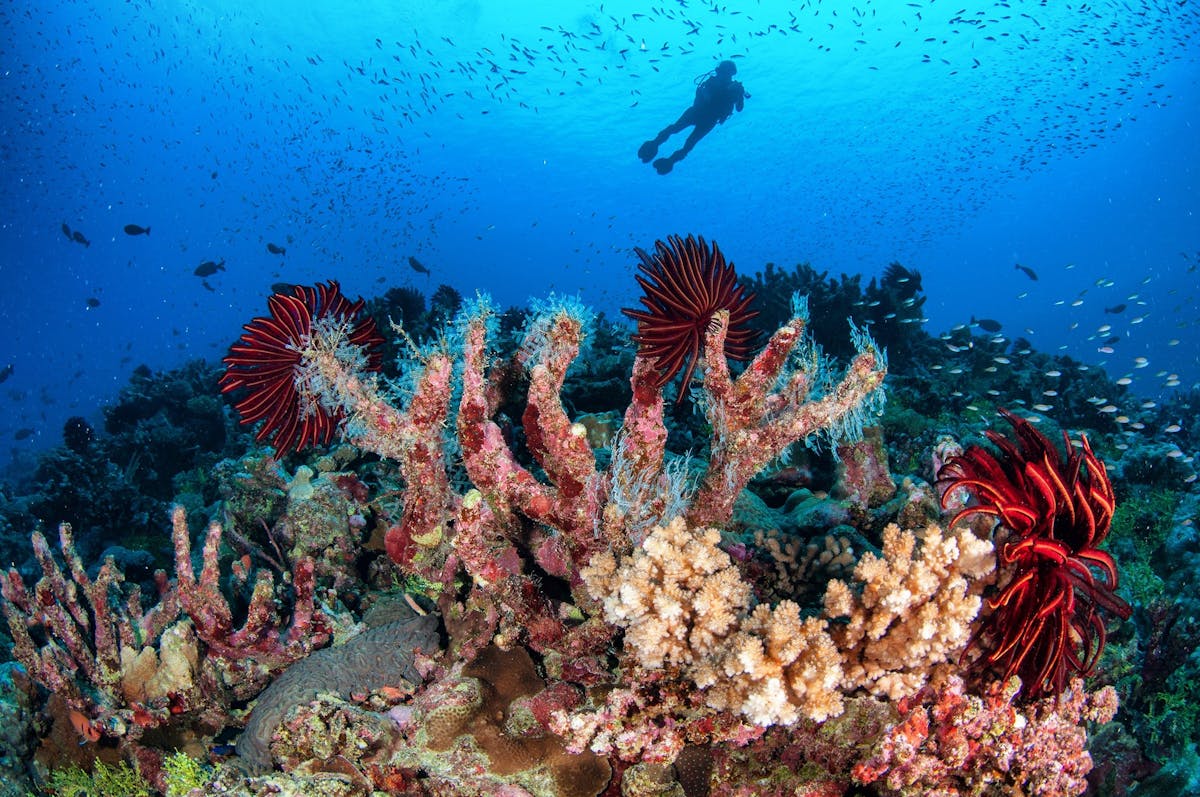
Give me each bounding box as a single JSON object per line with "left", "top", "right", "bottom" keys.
{"left": 581, "top": 516, "right": 750, "bottom": 669}
{"left": 823, "top": 522, "right": 995, "bottom": 700}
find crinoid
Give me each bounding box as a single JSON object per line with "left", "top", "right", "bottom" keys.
{"left": 621, "top": 234, "right": 758, "bottom": 401}
{"left": 937, "top": 410, "right": 1131, "bottom": 699}
{"left": 220, "top": 281, "right": 383, "bottom": 454}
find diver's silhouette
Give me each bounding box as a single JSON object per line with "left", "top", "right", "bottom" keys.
{"left": 639, "top": 60, "right": 748, "bottom": 175}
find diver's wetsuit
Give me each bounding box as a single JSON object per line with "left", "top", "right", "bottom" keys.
{"left": 639, "top": 71, "right": 746, "bottom": 174}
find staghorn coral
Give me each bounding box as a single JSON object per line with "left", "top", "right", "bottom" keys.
{"left": 823, "top": 522, "right": 995, "bottom": 700}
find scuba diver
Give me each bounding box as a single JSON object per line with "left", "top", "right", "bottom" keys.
{"left": 638, "top": 60, "right": 748, "bottom": 175}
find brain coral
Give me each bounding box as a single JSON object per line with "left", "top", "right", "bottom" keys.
{"left": 236, "top": 612, "right": 439, "bottom": 771}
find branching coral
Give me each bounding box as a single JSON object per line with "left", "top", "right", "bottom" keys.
{"left": 582, "top": 517, "right": 750, "bottom": 670}
{"left": 698, "top": 599, "right": 845, "bottom": 726}
{"left": 583, "top": 516, "right": 845, "bottom": 727}
{"left": 823, "top": 523, "right": 995, "bottom": 700}
{"left": 1, "top": 520, "right": 185, "bottom": 739}
{"left": 1, "top": 507, "right": 331, "bottom": 784}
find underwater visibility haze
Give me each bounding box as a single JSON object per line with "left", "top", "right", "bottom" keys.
{"left": 1, "top": 0, "right": 1199, "bottom": 795}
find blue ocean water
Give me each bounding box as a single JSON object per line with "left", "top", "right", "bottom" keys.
{"left": 0, "top": 0, "right": 1197, "bottom": 476}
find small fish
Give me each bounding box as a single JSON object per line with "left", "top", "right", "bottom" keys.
{"left": 1164, "top": 424, "right": 1182, "bottom": 433}
{"left": 14, "top": 427, "right": 34, "bottom": 440}
{"left": 266, "top": 242, "right": 287, "bottom": 255}
{"left": 408, "top": 255, "right": 431, "bottom": 275}
{"left": 193, "top": 259, "right": 226, "bottom": 277}
{"left": 61, "top": 222, "right": 73, "bottom": 240}
{"left": 972, "top": 316, "right": 1002, "bottom": 333}
{"left": 1044, "top": 370, "right": 1062, "bottom": 377}
{"left": 68, "top": 709, "right": 101, "bottom": 744}
{"left": 271, "top": 282, "right": 295, "bottom": 294}
{"left": 71, "top": 230, "right": 91, "bottom": 247}
{"left": 86, "top": 297, "right": 101, "bottom": 309}
{"left": 993, "top": 356, "right": 1011, "bottom": 365}
{"left": 123, "top": 224, "right": 151, "bottom": 236}
{"left": 0, "top": 363, "right": 11, "bottom": 383}
{"left": 1104, "top": 303, "right": 1126, "bottom": 314}
{"left": 1014, "top": 263, "right": 1038, "bottom": 280}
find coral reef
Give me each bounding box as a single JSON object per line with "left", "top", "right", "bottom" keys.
{"left": 0, "top": 245, "right": 1158, "bottom": 795}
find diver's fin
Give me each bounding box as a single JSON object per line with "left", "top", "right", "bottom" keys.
{"left": 653, "top": 157, "right": 674, "bottom": 175}
{"left": 638, "top": 140, "right": 658, "bottom": 162}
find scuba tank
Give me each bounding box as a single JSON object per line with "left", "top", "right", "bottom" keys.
{"left": 693, "top": 68, "right": 718, "bottom": 105}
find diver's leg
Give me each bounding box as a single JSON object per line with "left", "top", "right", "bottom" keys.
{"left": 640, "top": 108, "right": 697, "bottom": 162}
{"left": 653, "top": 119, "right": 715, "bottom": 174}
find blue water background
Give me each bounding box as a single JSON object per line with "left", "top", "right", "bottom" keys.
{"left": 1, "top": 0, "right": 1197, "bottom": 475}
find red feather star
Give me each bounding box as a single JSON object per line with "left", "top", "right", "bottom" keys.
{"left": 621, "top": 234, "right": 758, "bottom": 401}
{"left": 220, "top": 280, "right": 383, "bottom": 454}
{"left": 937, "top": 409, "right": 1131, "bottom": 700}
